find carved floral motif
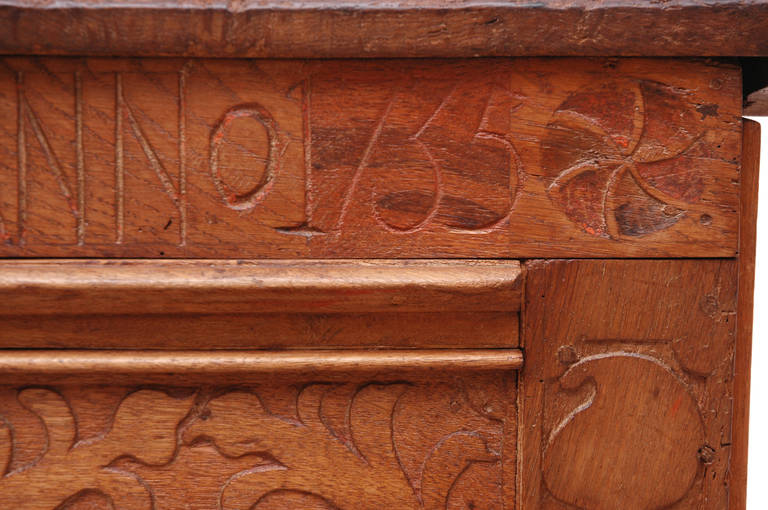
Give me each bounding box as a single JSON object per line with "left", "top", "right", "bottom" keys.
{"left": 542, "top": 80, "right": 710, "bottom": 239}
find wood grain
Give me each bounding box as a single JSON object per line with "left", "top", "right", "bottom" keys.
{"left": 0, "top": 57, "right": 741, "bottom": 258}
{"left": 0, "top": 349, "right": 524, "bottom": 384}
{"left": 0, "top": 311, "right": 519, "bottom": 350}
{"left": 731, "top": 119, "right": 760, "bottom": 510}
{"left": 0, "top": 1, "right": 767, "bottom": 58}
{"left": 0, "top": 259, "right": 522, "bottom": 315}
{"left": 0, "top": 373, "right": 516, "bottom": 509}
{"left": 520, "top": 259, "right": 737, "bottom": 509}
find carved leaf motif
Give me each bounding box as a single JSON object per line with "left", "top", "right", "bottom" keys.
{"left": 182, "top": 382, "right": 501, "bottom": 509}
{"left": 0, "top": 389, "right": 193, "bottom": 509}
{"left": 542, "top": 354, "right": 706, "bottom": 510}
{"left": 113, "top": 439, "right": 276, "bottom": 510}
{"left": 542, "top": 80, "right": 705, "bottom": 239}
{"left": 393, "top": 378, "right": 503, "bottom": 503}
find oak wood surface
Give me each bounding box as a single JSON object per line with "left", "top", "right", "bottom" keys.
{"left": 0, "top": 373, "right": 517, "bottom": 509}
{"left": 0, "top": 41, "right": 753, "bottom": 508}
{"left": 0, "top": 311, "right": 519, "bottom": 350}
{"left": 521, "top": 259, "right": 737, "bottom": 509}
{"left": 731, "top": 119, "right": 760, "bottom": 510}
{"left": 0, "top": 57, "right": 742, "bottom": 258}
{"left": 0, "top": 349, "right": 524, "bottom": 384}
{"left": 1, "top": 1, "right": 767, "bottom": 58}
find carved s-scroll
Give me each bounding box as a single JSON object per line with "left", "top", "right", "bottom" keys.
{"left": 0, "top": 377, "right": 507, "bottom": 509}
{"left": 542, "top": 353, "right": 706, "bottom": 510}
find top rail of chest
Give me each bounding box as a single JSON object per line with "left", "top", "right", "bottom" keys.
{"left": 0, "top": 57, "right": 742, "bottom": 258}
{"left": 2, "top": 0, "right": 768, "bottom": 58}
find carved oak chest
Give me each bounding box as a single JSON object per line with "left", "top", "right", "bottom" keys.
{"left": 0, "top": 2, "right": 764, "bottom": 509}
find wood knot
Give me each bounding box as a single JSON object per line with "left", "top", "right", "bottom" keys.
{"left": 700, "top": 294, "right": 719, "bottom": 318}
{"left": 557, "top": 345, "right": 579, "bottom": 366}
{"left": 697, "top": 444, "right": 716, "bottom": 464}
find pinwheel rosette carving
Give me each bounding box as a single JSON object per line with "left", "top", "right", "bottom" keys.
{"left": 541, "top": 79, "right": 710, "bottom": 239}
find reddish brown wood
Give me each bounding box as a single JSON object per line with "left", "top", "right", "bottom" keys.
{"left": 0, "top": 349, "right": 524, "bottom": 384}
{"left": 0, "top": 58, "right": 742, "bottom": 258}
{"left": 0, "top": 1, "right": 767, "bottom": 58}
{"left": 0, "top": 373, "right": 516, "bottom": 509}
{"left": 0, "top": 259, "right": 521, "bottom": 349}
{"left": 731, "top": 119, "right": 760, "bottom": 510}
{"left": 0, "top": 311, "right": 519, "bottom": 350}
{"left": 0, "top": 259, "right": 522, "bottom": 315}
{"left": 0, "top": 17, "right": 755, "bottom": 505}
{"left": 521, "top": 259, "right": 737, "bottom": 509}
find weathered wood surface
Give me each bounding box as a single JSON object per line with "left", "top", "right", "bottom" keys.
{"left": 520, "top": 259, "right": 737, "bottom": 509}
{"left": 1, "top": 1, "right": 768, "bottom": 58}
{"left": 0, "top": 372, "right": 517, "bottom": 509}
{"left": 731, "top": 119, "right": 760, "bottom": 510}
{"left": 0, "top": 58, "right": 741, "bottom": 258}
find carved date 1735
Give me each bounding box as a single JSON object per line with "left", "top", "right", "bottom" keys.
{"left": 0, "top": 58, "right": 740, "bottom": 257}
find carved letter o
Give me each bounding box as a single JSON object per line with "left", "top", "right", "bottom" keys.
{"left": 209, "top": 104, "right": 281, "bottom": 211}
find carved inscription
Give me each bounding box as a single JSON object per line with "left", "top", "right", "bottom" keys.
{"left": 0, "top": 375, "right": 513, "bottom": 509}
{"left": 0, "top": 59, "right": 741, "bottom": 257}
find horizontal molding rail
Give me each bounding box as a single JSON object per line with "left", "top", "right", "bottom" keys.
{"left": 0, "top": 259, "right": 522, "bottom": 315}
{"left": 0, "top": 349, "right": 524, "bottom": 383}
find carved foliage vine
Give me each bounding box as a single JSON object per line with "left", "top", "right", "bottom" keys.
{"left": 0, "top": 389, "right": 193, "bottom": 509}
{"left": 0, "top": 377, "right": 507, "bottom": 509}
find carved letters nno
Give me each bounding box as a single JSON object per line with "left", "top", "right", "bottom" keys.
{"left": 0, "top": 58, "right": 741, "bottom": 257}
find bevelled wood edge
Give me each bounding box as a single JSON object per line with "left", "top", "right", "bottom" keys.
{"left": 0, "top": 259, "right": 523, "bottom": 315}
{"left": 0, "top": 349, "right": 524, "bottom": 384}
{"left": 1, "top": 1, "right": 767, "bottom": 57}
{"left": 731, "top": 119, "right": 760, "bottom": 510}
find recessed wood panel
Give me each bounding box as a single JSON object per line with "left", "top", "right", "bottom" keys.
{"left": 0, "top": 371, "right": 517, "bottom": 509}
{"left": 0, "top": 58, "right": 741, "bottom": 258}
{"left": 520, "top": 259, "right": 737, "bottom": 509}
